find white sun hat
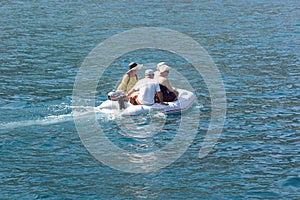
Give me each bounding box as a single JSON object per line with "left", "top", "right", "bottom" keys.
{"left": 157, "top": 62, "right": 172, "bottom": 73}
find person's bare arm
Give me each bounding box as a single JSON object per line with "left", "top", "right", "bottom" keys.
{"left": 157, "top": 91, "right": 168, "bottom": 105}
{"left": 127, "top": 88, "right": 135, "bottom": 97}
{"left": 161, "top": 79, "right": 175, "bottom": 92}
{"left": 124, "top": 87, "right": 138, "bottom": 101}
{"left": 162, "top": 79, "right": 178, "bottom": 97}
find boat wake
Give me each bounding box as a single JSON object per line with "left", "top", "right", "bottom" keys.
{"left": 0, "top": 105, "right": 100, "bottom": 131}
{"left": 0, "top": 113, "right": 74, "bottom": 130}
{"left": 0, "top": 99, "right": 186, "bottom": 132}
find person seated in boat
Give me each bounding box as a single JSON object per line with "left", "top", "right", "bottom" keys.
{"left": 155, "top": 62, "right": 179, "bottom": 102}
{"left": 117, "top": 62, "right": 143, "bottom": 94}
{"left": 126, "top": 69, "right": 168, "bottom": 106}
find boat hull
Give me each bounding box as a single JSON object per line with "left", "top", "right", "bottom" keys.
{"left": 97, "top": 89, "right": 196, "bottom": 116}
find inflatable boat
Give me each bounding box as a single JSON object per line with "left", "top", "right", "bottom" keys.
{"left": 97, "top": 89, "right": 196, "bottom": 116}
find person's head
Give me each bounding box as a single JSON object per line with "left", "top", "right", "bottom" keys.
{"left": 157, "top": 62, "right": 171, "bottom": 77}
{"left": 145, "top": 69, "right": 154, "bottom": 78}
{"left": 127, "top": 62, "right": 143, "bottom": 74}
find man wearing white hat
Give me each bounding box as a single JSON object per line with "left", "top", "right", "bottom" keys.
{"left": 127, "top": 69, "right": 167, "bottom": 106}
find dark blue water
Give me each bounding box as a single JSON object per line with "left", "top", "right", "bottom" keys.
{"left": 1, "top": 0, "right": 299, "bottom": 199}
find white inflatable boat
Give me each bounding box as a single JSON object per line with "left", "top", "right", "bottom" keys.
{"left": 97, "top": 89, "right": 196, "bottom": 116}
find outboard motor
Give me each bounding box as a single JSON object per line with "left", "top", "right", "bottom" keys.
{"left": 107, "top": 90, "right": 126, "bottom": 110}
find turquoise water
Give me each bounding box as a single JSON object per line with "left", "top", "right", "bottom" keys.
{"left": 1, "top": 0, "right": 299, "bottom": 199}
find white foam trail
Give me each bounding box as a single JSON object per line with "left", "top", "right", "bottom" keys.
{"left": 0, "top": 114, "right": 74, "bottom": 130}
{"left": 0, "top": 105, "right": 169, "bottom": 131}
{"left": 0, "top": 107, "right": 108, "bottom": 130}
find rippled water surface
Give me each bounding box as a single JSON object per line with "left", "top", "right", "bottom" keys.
{"left": 1, "top": 0, "right": 299, "bottom": 199}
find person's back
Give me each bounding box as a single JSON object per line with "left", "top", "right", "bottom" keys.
{"left": 126, "top": 69, "right": 168, "bottom": 106}
{"left": 117, "top": 62, "right": 142, "bottom": 94}
{"left": 117, "top": 73, "right": 138, "bottom": 93}
{"left": 135, "top": 78, "right": 160, "bottom": 105}
{"left": 155, "top": 62, "right": 178, "bottom": 102}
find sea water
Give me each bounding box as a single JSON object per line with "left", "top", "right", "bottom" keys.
{"left": 1, "top": 0, "right": 299, "bottom": 199}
